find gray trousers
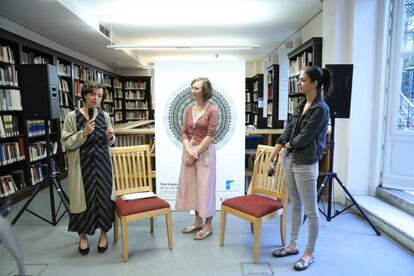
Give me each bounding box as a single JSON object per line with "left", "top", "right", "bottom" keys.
{"left": 284, "top": 155, "right": 319, "bottom": 253}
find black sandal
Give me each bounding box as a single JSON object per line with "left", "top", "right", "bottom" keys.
{"left": 272, "top": 247, "right": 299, "bottom": 257}
{"left": 293, "top": 256, "right": 314, "bottom": 271}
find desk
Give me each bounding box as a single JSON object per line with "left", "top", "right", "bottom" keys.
{"left": 246, "top": 129, "right": 283, "bottom": 145}
{"left": 113, "top": 120, "right": 154, "bottom": 130}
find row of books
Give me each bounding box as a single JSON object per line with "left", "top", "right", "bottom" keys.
{"left": 115, "top": 89, "right": 123, "bottom": 98}
{"left": 115, "top": 100, "right": 123, "bottom": 109}
{"left": 60, "top": 91, "right": 73, "bottom": 107}
{"left": 114, "top": 111, "right": 123, "bottom": 122}
{"left": 104, "top": 91, "right": 113, "bottom": 102}
{"left": 21, "top": 51, "right": 49, "bottom": 65}
{"left": 59, "top": 78, "right": 70, "bottom": 92}
{"left": 125, "top": 90, "right": 146, "bottom": 100}
{"left": 57, "top": 60, "right": 71, "bottom": 76}
{"left": 0, "top": 89, "right": 22, "bottom": 111}
{"left": 0, "top": 65, "right": 18, "bottom": 86}
{"left": 124, "top": 81, "right": 147, "bottom": 90}
{"left": 268, "top": 83, "right": 273, "bottom": 100}
{"left": 0, "top": 114, "right": 19, "bottom": 138}
{"left": 0, "top": 171, "right": 26, "bottom": 198}
{"left": 289, "top": 51, "right": 313, "bottom": 76}
{"left": 288, "top": 97, "right": 301, "bottom": 114}
{"left": 125, "top": 101, "right": 148, "bottom": 109}
{"left": 27, "top": 120, "right": 47, "bottom": 137}
{"left": 0, "top": 45, "right": 15, "bottom": 64}
{"left": 114, "top": 79, "right": 122, "bottom": 89}
{"left": 289, "top": 77, "right": 300, "bottom": 95}
{"left": 29, "top": 141, "right": 47, "bottom": 162}
{"left": 253, "top": 81, "right": 259, "bottom": 92}
{"left": 102, "top": 104, "right": 114, "bottom": 114}
{"left": 74, "top": 65, "right": 105, "bottom": 83}
{"left": 0, "top": 139, "right": 25, "bottom": 166}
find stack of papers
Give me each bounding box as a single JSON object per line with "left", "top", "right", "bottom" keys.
{"left": 121, "top": 191, "right": 156, "bottom": 201}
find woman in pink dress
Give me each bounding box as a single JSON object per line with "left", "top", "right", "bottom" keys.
{"left": 175, "top": 77, "right": 219, "bottom": 240}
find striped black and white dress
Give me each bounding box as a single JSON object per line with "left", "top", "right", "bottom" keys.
{"left": 68, "top": 109, "right": 114, "bottom": 235}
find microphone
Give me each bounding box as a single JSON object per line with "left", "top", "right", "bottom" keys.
{"left": 88, "top": 108, "right": 94, "bottom": 121}
{"left": 267, "top": 159, "right": 277, "bottom": 177}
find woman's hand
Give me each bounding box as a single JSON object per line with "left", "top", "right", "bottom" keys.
{"left": 83, "top": 118, "right": 95, "bottom": 137}
{"left": 106, "top": 127, "right": 114, "bottom": 140}
{"left": 266, "top": 159, "right": 275, "bottom": 172}
{"left": 185, "top": 147, "right": 199, "bottom": 160}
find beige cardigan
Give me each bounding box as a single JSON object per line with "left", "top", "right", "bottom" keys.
{"left": 61, "top": 109, "right": 116, "bottom": 213}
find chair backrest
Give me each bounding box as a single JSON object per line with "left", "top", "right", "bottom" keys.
{"left": 110, "top": 145, "right": 153, "bottom": 196}
{"left": 251, "top": 144, "right": 286, "bottom": 202}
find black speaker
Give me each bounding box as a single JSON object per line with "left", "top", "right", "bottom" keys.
{"left": 325, "top": 64, "right": 353, "bottom": 119}
{"left": 19, "top": 64, "right": 60, "bottom": 119}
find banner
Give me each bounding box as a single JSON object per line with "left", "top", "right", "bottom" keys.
{"left": 155, "top": 60, "right": 245, "bottom": 209}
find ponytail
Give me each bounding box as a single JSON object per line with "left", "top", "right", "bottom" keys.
{"left": 303, "top": 66, "right": 333, "bottom": 99}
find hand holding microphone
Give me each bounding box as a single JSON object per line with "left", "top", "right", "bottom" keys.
{"left": 83, "top": 108, "right": 95, "bottom": 137}
{"left": 267, "top": 158, "right": 276, "bottom": 177}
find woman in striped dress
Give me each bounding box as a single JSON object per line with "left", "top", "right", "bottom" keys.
{"left": 61, "top": 82, "right": 116, "bottom": 255}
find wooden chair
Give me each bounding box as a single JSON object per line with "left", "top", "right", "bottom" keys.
{"left": 219, "top": 144, "right": 287, "bottom": 263}
{"left": 110, "top": 145, "right": 172, "bottom": 262}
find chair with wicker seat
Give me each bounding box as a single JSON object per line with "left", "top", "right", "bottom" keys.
{"left": 219, "top": 144, "right": 287, "bottom": 264}
{"left": 110, "top": 145, "right": 173, "bottom": 262}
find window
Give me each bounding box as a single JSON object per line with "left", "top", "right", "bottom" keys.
{"left": 398, "top": 0, "right": 414, "bottom": 130}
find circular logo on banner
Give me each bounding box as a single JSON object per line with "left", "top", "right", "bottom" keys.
{"left": 163, "top": 82, "right": 236, "bottom": 150}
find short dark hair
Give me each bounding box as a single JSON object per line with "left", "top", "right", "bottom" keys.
{"left": 191, "top": 77, "right": 213, "bottom": 101}
{"left": 303, "top": 66, "right": 333, "bottom": 98}
{"left": 81, "top": 82, "right": 106, "bottom": 100}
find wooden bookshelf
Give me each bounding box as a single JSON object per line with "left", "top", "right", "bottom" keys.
{"left": 0, "top": 28, "right": 152, "bottom": 204}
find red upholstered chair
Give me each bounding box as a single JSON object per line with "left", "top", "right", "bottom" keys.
{"left": 219, "top": 144, "right": 287, "bottom": 263}
{"left": 110, "top": 145, "right": 172, "bottom": 262}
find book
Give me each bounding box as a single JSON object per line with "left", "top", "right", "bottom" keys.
{"left": 121, "top": 191, "right": 156, "bottom": 201}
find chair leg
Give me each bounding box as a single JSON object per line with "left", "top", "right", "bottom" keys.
{"left": 150, "top": 217, "right": 154, "bottom": 234}
{"left": 250, "top": 223, "right": 254, "bottom": 234}
{"left": 280, "top": 214, "right": 286, "bottom": 246}
{"left": 121, "top": 217, "right": 128, "bottom": 262}
{"left": 219, "top": 209, "right": 227, "bottom": 246}
{"left": 114, "top": 213, "right": 118, "bottom": 242}
{"left": 253, "top": 221, "right": 261, "bottom": 264}
{"left": 165, "top": 210, "right": 173, "bottom": 250}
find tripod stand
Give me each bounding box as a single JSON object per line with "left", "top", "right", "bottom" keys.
{"left": 316, "top": 115, "right": 380, "bottom": 235}
{"left": 12, "top": 120, "right": 70, "bottom": 226}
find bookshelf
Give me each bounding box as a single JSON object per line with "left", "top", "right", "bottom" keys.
{"left": 245, "top": 77, "right": 253, "bottom": 125}
{"left": 122, "top": 77, "right": 152, "bottom": 122}
{"left": 266, "top": 64, "right": 284, "bottom": 128}
{"left": 0, "top": 28, "right": 153, "bottom": 204}
{"left": 245, "top": 74, "right": 265, "bottom": 128}
{"left": 287, "top": 37, "right": 322, "bottom": 116}
{"left": 0, "top": 36, "right": 27, "bottom": 200}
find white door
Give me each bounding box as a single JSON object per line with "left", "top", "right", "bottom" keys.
{"left": 383, "top": 0, "right": 414, "bottom": 191}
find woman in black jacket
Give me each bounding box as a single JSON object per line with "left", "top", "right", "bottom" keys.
{"left": 268, "top": 66, "right": 332, "bottom": 271}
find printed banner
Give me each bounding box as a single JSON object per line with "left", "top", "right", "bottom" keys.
{"left": 154, "top": 60, "right": 245, "bottom": 209}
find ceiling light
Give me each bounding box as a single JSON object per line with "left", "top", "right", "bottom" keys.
{"left": 107, "top": 44, "right": 260, "bottom": 50}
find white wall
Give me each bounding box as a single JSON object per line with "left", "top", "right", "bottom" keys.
{"left": 0, "top": 16, "right": 114, "bottom": 72}
{"left": 302, "top": 12, "right": 323, "bottom": 42}
{"left": 321, "top": 0, "right": 383, "bottom": 198}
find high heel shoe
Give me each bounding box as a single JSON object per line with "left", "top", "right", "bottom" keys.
{"left": 78, "top": 240, "right": 89, "bottom": 256}
{"left": 97, "top": 238, "right": 108, "bottom": 253}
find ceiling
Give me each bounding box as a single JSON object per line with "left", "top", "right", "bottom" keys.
{"left": 0, "top": 0, "right": 322, "bottom": 70}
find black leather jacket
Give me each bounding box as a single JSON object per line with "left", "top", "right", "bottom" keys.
{"left": 276, "top": 95, "right": 330, "bottom": 165}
